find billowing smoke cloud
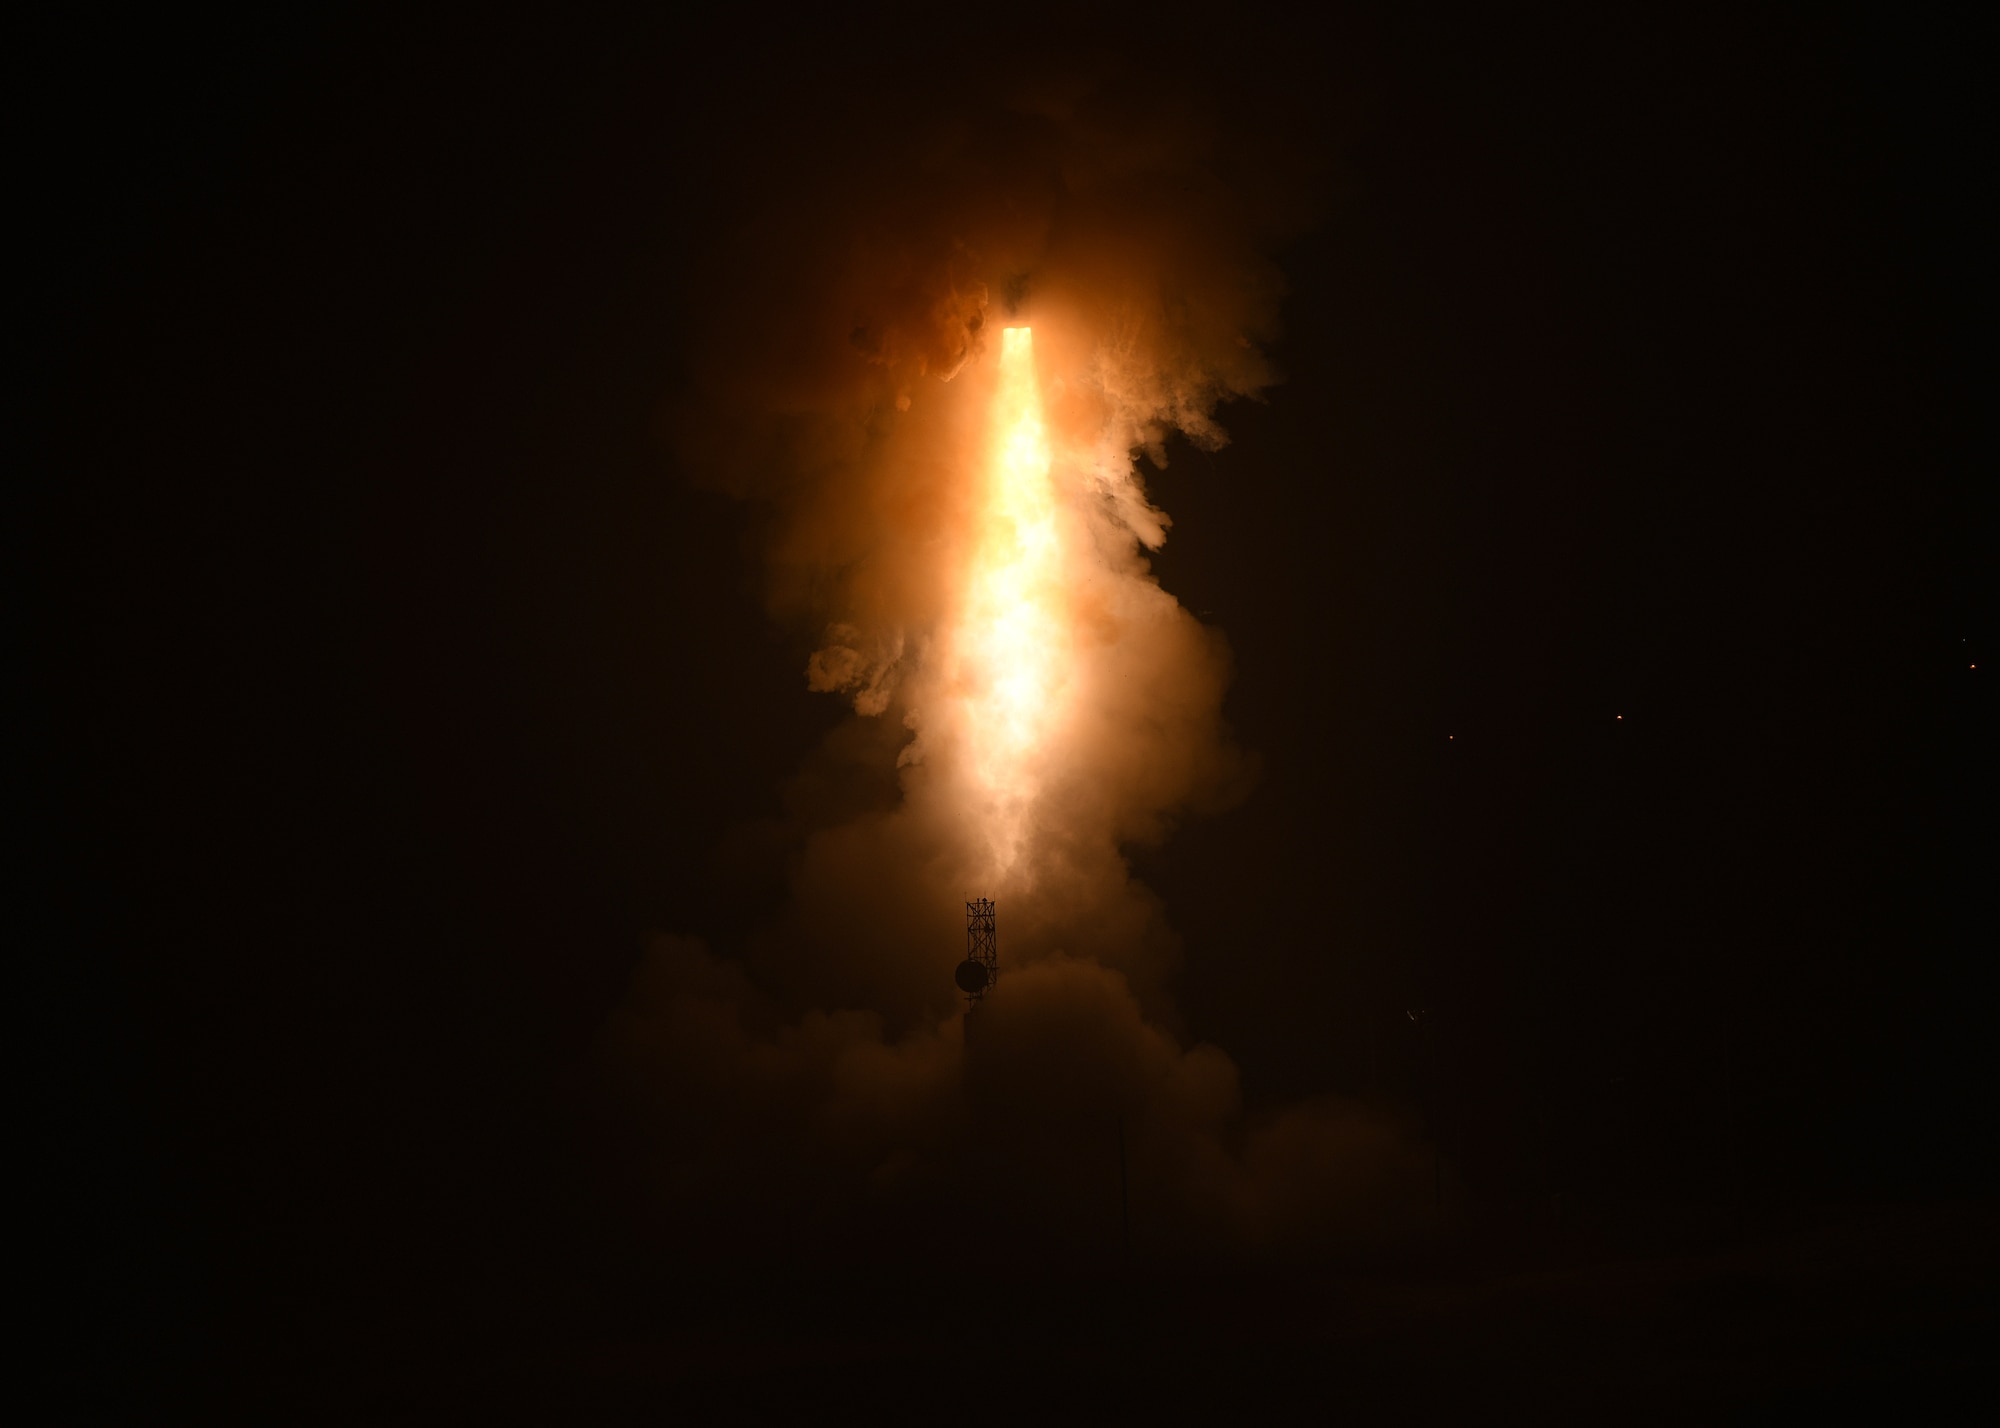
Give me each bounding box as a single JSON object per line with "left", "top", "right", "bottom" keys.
{"left": 601, "top": 938, "right": 1432, "bottom": 1267}
{"left": 599, "top": 50, "right": 1430, "bottom": 1263}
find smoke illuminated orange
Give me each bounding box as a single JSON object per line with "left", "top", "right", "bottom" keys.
{"left": 943, "top": 327, "right": 1075, "bottom": 874}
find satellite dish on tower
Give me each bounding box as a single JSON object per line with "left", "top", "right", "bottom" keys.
{"left": 958, "top": 898, "right": 999, "bottom": 1007}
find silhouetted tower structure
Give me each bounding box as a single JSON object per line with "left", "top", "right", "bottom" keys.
{"left": 955, "top": 897, "right": 998, "bottom": 1006}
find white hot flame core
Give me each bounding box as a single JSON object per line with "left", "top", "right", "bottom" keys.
{"left": 943, "top": 327, "right": 1073, "bottom": 874}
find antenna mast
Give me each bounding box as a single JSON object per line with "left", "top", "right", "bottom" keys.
{"left": 955, "top": 898, "right": 998, "bottom": 1006}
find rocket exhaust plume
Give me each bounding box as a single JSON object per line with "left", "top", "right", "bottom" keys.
{"left": 947, "top": 327, "right": 1065, "bottom": 877}
{"left": 600, "top": 56, "right": 1433, "bottom": 1264}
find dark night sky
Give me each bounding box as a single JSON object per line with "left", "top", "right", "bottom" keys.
{"left": 31, "top": 4, "right": 1991, "bottom": 1420}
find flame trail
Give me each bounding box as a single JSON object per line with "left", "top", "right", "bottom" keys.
{"left": 939, "top": 327, "right": 1073, "bottom": 878}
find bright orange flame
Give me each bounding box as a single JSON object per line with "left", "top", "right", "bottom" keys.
{"left": 946, "top": 327, "right": 1073, "bottom": 873}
